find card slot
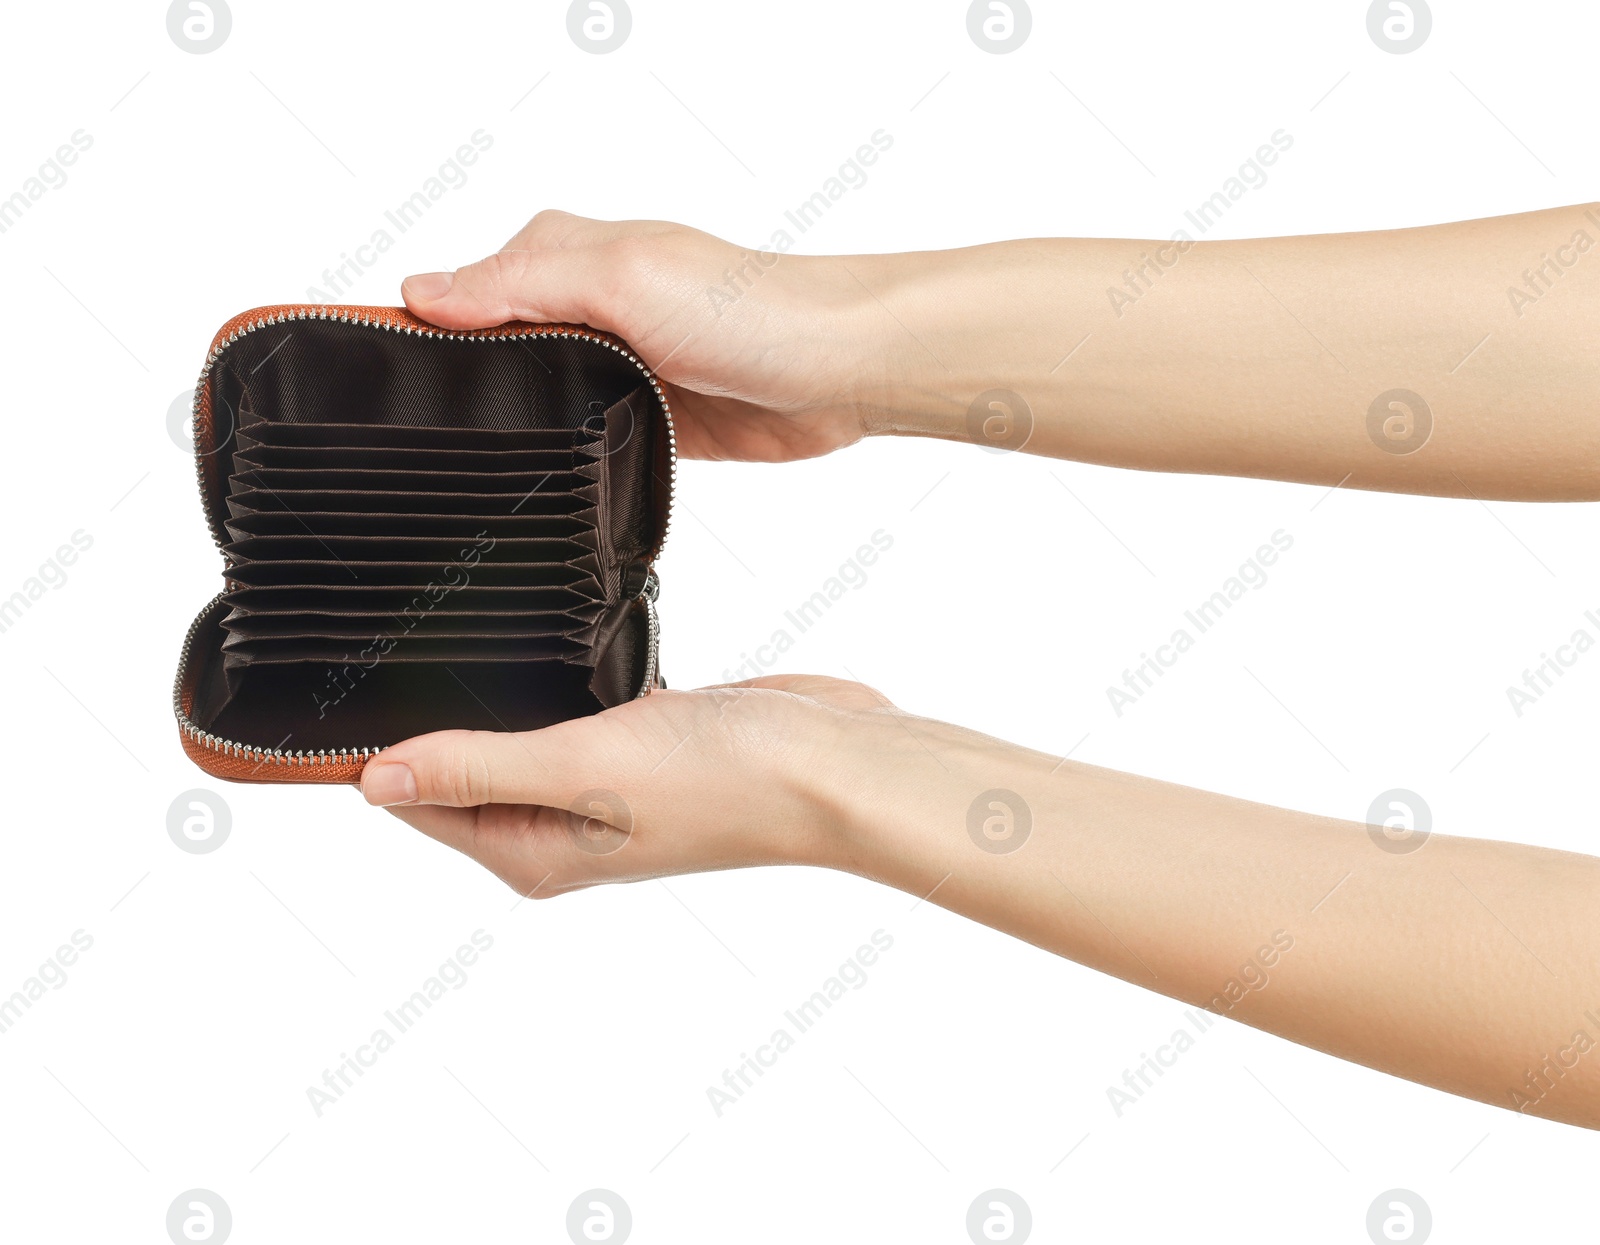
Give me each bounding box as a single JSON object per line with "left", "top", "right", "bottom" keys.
{"left": 236, "top": 445, "right": 580, "bottom": 473}
{"left": 227, "top": 488, "right": 595, "bottom": 517}
{"left": 221, "top": 584, "right": 598, "bottom": 616}
{"left": 219, "top": 609, "right": 597, "bottom": 640}
{"left": 220, "top": 634, "right": 586, "bottom": 666}
{"left": 225, "top": 560, "right": 600, "bottom": 590}
{"left": 239, "top": 423, "right": 600, "bottom": 453}
{"left": 224, "top": 511, "right": 594, "bottom": 541}
{"left": 223, "top": 535, "right": 597, "bottom": 566}
{"left": 221, "top": 625, "right": 588, "bottom": 654}
{"left": 230, "top": 467, "right": 591, "bottom": 496}
{"left": 204, "top": 661, "right": 608, "bottom": 746}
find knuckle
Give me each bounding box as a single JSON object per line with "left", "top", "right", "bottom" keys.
{"left": 851, "top": 680, "right": 896, "bottom": 709}
{"left": 465, "top": 249, "right": 529, "bottom": 309}
{"left": 527, "top": 207, "right": 575, "bottom": 239}
{"left": 429, "top": 732, "right": 494, "bottom": 806}
{"left": 531, "top": 207, "right": 571, "bottom": 227}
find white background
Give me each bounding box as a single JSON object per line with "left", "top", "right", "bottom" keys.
{"left": 1, "top": 0, "right": 1597, "bottom": 1240}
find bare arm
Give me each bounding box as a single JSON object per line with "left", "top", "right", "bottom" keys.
{"left": 851, "top": 203, "right": 1600, "bottom": 499}
{"left": 404, "top": 205, "right": 1600, "bottom": 498}
{"left": 829, "top": 703, "right": 1600, "bottom": 1125}
{"left": 362, "top": 678, "right": 1600, "bottom": 1129}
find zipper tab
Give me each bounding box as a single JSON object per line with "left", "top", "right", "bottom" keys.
{"left": 619, "top": 562, "right": 660, "bottom": 696}
{"left": 622, "top": 560, "right": 658, "bottom": 602}
{"left": 637, "top": 581, "right": 662, "bottom": 696}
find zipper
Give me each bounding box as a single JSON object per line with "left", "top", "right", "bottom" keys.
{"left": 636, "top": 568, "right": 661, "bottom": 697}
{"left": 177, "top": 306, "right": 675, "bottom": 771}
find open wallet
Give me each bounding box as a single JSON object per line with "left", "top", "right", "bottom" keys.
{"left": 173, "top": 305, "right": 674, "bottom": 785}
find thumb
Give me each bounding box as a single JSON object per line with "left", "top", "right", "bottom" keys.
{"left": 400, "top": 247, "right": 619, "bottom": 331}
{"left": 360, "top": 726, "right": 599, "bottom": 809}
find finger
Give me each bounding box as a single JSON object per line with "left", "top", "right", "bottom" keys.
{"left": 361, "top": 725, "right": 600, "bottom": 809}
{"left": 383, "top": 802, "right": 572, "bottom": 895}
{"left": 400, "top": 246, "right": 622, "bottom": 331}
{"left": 503, "top": 210, "right": 659, "bottom": 252}
{"left": 381, "top": 800, "right": 477, "bottom": 853}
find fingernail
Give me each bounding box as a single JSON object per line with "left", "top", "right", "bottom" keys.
{"left": 404, "top": 271, "right": 454, "bottom": 300}
{"left": 363, "top": 763, "right": 418, "bottom": 807}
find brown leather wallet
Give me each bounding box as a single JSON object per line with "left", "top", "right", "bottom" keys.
{"left": 174, "top": 304, "right": 673, "bottom": 785}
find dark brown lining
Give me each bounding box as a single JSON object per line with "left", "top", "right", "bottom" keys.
{"left": 185, "top": 318, "right": 663, "bottom": 749}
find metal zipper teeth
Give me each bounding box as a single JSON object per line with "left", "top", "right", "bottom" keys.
{"left": 188, "top": 306, "right": 678, "bottom": 558}
{"left": 636, "top": 570, "right": 661, "bottom": 698}
{"left": 178, "top": 309, "right": 676, "bottom": 769}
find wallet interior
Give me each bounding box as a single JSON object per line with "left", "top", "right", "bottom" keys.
{"left": 178, "top": 311, "right": 669, "bottom": 766}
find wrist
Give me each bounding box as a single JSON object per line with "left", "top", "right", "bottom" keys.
{"left": 838, "top": 249, "right": 972, "bottom": 440}
{"left": 795, "top": 702, "right": 1038, "bottom": 890}
{"left": 846, "top": 240, "right": 1107, "bottom": 454}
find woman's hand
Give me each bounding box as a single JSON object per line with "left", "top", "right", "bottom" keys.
{"left": 404, "top": 205, "right": 1600, "bottom": 498}
{"left": 363, "top": 672, "right": 1600, "bottom": 1128}
{"left": 361, "top": 675, "right": 902, "bottom": 897}
{"left": 401, "top": 212, "right": 887, "bottom": 463}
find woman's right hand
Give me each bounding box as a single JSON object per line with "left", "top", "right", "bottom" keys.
{"left": 400, "top": 211, "right": 889, "bottom": 463}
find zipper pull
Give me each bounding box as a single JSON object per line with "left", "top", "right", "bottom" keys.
{"left": 622, "top": 561, "right": 658, "bottom": 602}
{"left": 621, "top": 561, "right": 662, "bottom": 696}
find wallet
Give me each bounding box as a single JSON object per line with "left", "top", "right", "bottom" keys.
{"left": 174, "top": 304, "right": 673, "bottom": 784}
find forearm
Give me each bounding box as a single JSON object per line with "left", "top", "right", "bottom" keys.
{"left": 847, "top": 204, "right": 1600, "bottom": 499}
{"left": 810, "top": 712, "right": 1600, "bottom": 1127}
